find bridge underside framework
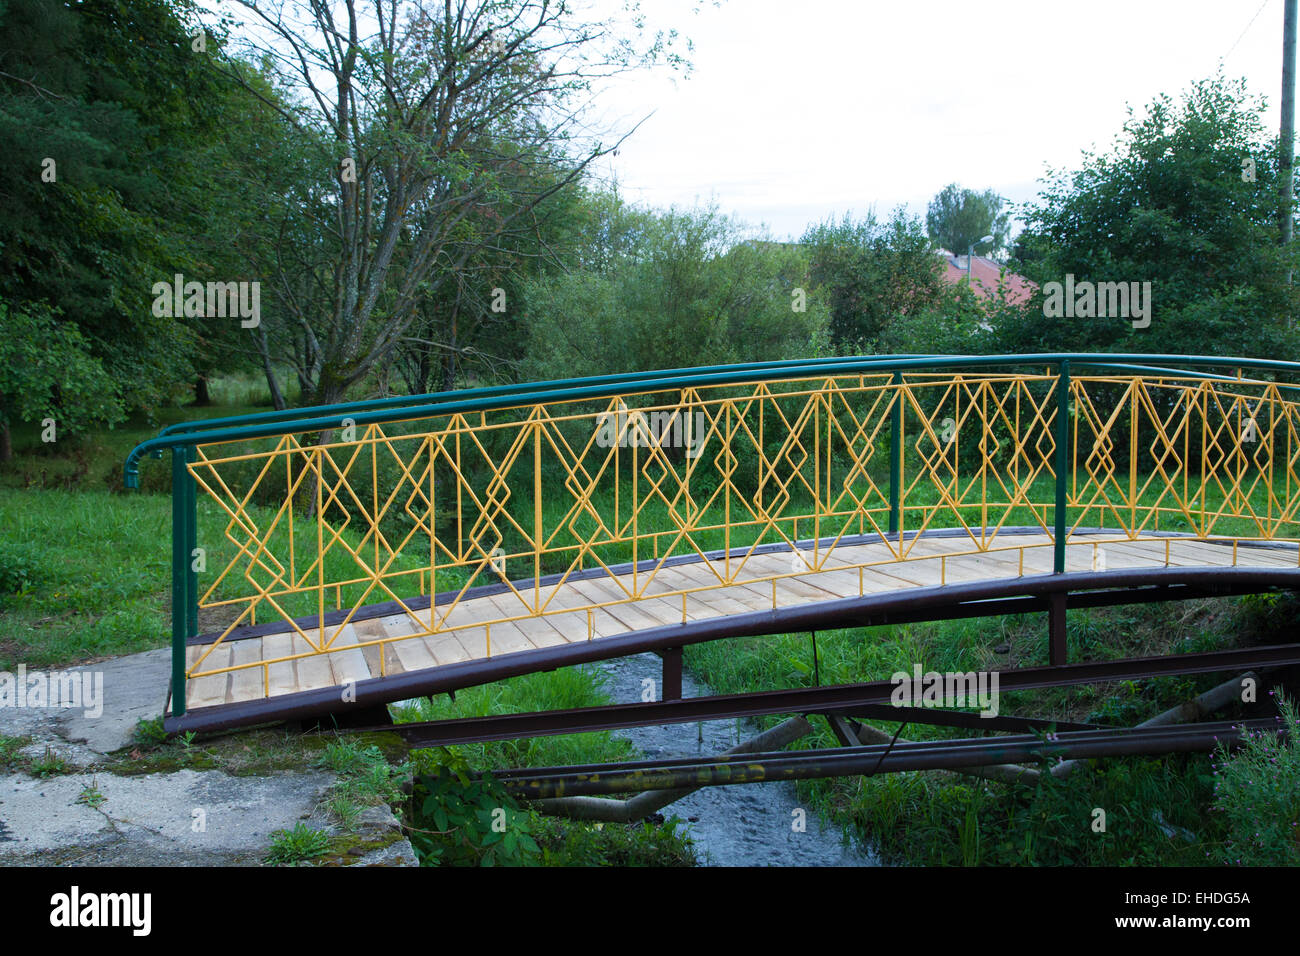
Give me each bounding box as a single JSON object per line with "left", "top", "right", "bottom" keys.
{"left": 127, "top": 354, "right": 1300, "bottom": 784}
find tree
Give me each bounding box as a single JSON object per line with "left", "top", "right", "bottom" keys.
{"left": 520, "top": 197, "right": 827, "bottom": 380}
{"left": 925, "top": 183, "right": 1011, "bottom": 257}
{"left": 801, "top": 209, "right": 954, "bottom": 352}
{"left": 1003, "top": 75, "right": 1300, "bottom": 358}
{"left": 0, "top": 0, "right": 280, "bottom": 417}
{"left": 221, "top": 0, "right": 685, "bottom": 407}
{"left": 0, "top": 301, "right": 121, "bottom": 461}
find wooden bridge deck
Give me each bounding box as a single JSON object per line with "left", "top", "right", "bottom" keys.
{"left": 173, "top": 531, "right": 1300, "bottom": 715}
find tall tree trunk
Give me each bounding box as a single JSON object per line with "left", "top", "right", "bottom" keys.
{"left": 0, "top": 416, "right": 11, "bottom": 463}
{"left": 194, "top": 374, "right": 211, "bottom": 406}
{"left": 255, "top": 325, "right": 287, "bottom": 411}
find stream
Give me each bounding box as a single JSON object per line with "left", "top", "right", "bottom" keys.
{"left": 593, "top": 654, "right": 879, "bottom": 867}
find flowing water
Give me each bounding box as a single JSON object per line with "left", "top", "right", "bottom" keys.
{"left": 593, "top": 654, "right": 878, "bottom": 867}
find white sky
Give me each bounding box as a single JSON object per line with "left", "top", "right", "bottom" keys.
{"left": 585, "top": 0, "right": 1288, "bottom": 239}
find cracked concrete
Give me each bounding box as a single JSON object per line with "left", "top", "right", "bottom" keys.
{"left": 1, "top": 648, "right": 418, "bottom": 867}
{"left": 0, "top": 648, "right": 171, "bottom": 756}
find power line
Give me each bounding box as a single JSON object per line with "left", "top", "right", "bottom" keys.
{"left": 1222, "top": 0, "right": 1273, "bottom": 64}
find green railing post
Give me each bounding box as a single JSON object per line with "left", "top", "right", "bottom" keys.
{"left": 184, "top": 449, "right": 198, "bottom": 639}
{"left": 1053, "top": 360, "right": 1071, "bottom": 573}
{"left": 171, "top": 446, "right": 190, "bottom": 718}
{"left": 889, "top": 371, "right": 903, "bottom": 536}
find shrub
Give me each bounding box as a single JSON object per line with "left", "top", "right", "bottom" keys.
{"left": 1211, "top": 692, "right": 1300, "bottom": 866}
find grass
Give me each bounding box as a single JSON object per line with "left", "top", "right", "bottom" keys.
{"left": 1210, "top": 691, "right": 1300, "bottom": 866}
{"left": 315, "top": 740, "right": 411, "bottom": 832}
{"left": 265, "top": 822, "right": 333, "bottom": 865}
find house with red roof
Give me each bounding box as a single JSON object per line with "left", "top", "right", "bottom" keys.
{"left": 938, "top": 251, "right": 1036, "bottom": 305}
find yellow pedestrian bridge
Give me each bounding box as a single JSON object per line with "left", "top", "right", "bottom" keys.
{"left": 124, "top": 354, "right": 1300, "bottom": 735}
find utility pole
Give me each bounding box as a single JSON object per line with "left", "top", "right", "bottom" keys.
{"left": 1282, "top": 0, "right": 1296, "bottom": 249}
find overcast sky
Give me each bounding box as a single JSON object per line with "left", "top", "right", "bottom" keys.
{"left": 585, "top": 0, "right": 1288, "bottom": 240}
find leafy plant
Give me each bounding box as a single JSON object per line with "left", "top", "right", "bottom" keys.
{"left": 29, "top": 746, "right": 68, "bottom": 777}
{"left": 0, "top": 542, "right": 39, "bottom": 606}
{"left": 1211, "top": 692, "right": 1300, "bottom": 866}
{"left": 316, "top": 739, "right": 411, "bottom": 830}
{"left": 411, "top": 750, "right": 540, "bottom": 867}
{"left": 76, "top": 780, "right": 106, "bottom": 809}
{"left": 265, "top": 823, "right": 332, "bottom": 865}
{"left": 131, "top": 717, "right": 169, "bottom": 749}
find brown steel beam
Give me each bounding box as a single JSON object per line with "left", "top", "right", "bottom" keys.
{"left": 660, "top": 647, "right": 682, "bottom": 701}
{"left": 384, "top": 641, "right": 1300, "bottom": 747}
{"left": 1049, "top": 591, "right": 1068, "bottom": 666}
{"left": 495, "top": 718, "right": 1287, "bottom": 798}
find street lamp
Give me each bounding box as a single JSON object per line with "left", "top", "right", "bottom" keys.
{"left": 967, "top": 234, "right": 994, "bottom": 281}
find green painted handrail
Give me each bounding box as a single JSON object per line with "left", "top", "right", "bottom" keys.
{"left": 124, "top": 352, "right": 1300, "bottom": 487}
{"left": 156, "top": 355, "right": 939, "bottom": 439}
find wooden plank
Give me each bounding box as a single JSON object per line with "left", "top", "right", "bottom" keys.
{"left": 644, "top": 565, "right": 760, "bottom": 616}
{"left": 431, "top": 591, "right": 501, "bottom": 632}
{"left": 566, "top": 578, "right": 672, "bottom": 632}
{"left": 292, "top": 633, "right": 335, "bottom": 694}
{"left": 388, "top": 631, "right": 438, "bottom": 674}
{"left": 263, "top": 632, "right": 298, "bottom": 697}
{"left": 422, "top": 631, "right": 474, "bottom": 667}
{"left": 1094, "top": 540, "right": 1184, "bottom": 570}
{"left": 185, "top": 642, "right": 232, "bottom": 710}
{"left": 380, "top": 613, "right": 434, "bottom": 674}
{"left": 1165, "top": 537, "right": 1298, "bottom": 568}
{"left": 228, "top": 638, "right": 265, "bottom": 704}
{"left": 450, "top": 624, "right": 488, "bottom": 661}
{"left": 352, "top": 618, "right": 388, "bottom": 678}
{"left": 480, "top": 592, "right": 571, "bottom": 648}
{"left": 479, "top": 620, "right": 535, "bottom": 656}
{"left": 532, "top": 592, "right": 627, "bottom": 639}
{"left": 325, "top": 623, "right": 373, "bottom": 689}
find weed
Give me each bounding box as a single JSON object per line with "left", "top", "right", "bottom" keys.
{"left": 132, "top": 717, "right": 168, "bottom": 749}
{"left": 1211, "top": 692, "right": 1300, "bottom": 866}
{"left": 265, "top": 823, "right": 332, "bottom": 864}
{"left": 30, "top": 746, "right": 68, "bottom": 777}
{"left": 76, "top": 780, "right": 106, "bottom": 809}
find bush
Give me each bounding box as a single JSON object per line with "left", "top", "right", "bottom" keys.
{"left": 1211, "top": 692, "right": 1300, "bottom": 866}
{"left": 0, "top": 542, "right": 40, "bottom": 606}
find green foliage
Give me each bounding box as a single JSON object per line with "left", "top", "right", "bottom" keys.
{"left": 0, "top": 540, "right": 40, "bottom": 606}
{"left": 76, "top": 780, "right": 107, "bottom": 809}
{"left": 1006, "top": 74, "right": 1300, "bottom": 358}
{"left": 1211, "top": 693, "right": 1300, "bottom": 866}
{"left": 410, "top": 752, "right": 541, "bottom": 867}
{"left": 535, "top": 816, "right": 697, "bottom": 867}
{"left": 925, "top": 183, "right": 1012, "bottom": 257}
{"left": 800, "top": 208, "right": 959, "bottom": 352}
{"left": 316, "top": 739, "right": 411, "bottom": 831}
{"left": 131, "top": 717, "right": 169, "bottom": 749}
{"left": 317, "top": 740, "right": 371, "bottom": 776}
{"left": 0, "top": 301, "right": 124, "bottom": 448}
{"left": 1232, "top": 591, "right": 1300, "bottom": 642}
{"left": 29, "top": 746, "right": 69, "bottom": 778}
{"left": 0, "top": 0, "right": 283, "bottom": 421}
{"left": 521, "top": 197, "right": 826, "bottom": 380}
{"left": 0, "top": 734, "right": 29, "bottom": 770}
{"left": 265, "top": 823, "right": 333, "bottom": 865}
